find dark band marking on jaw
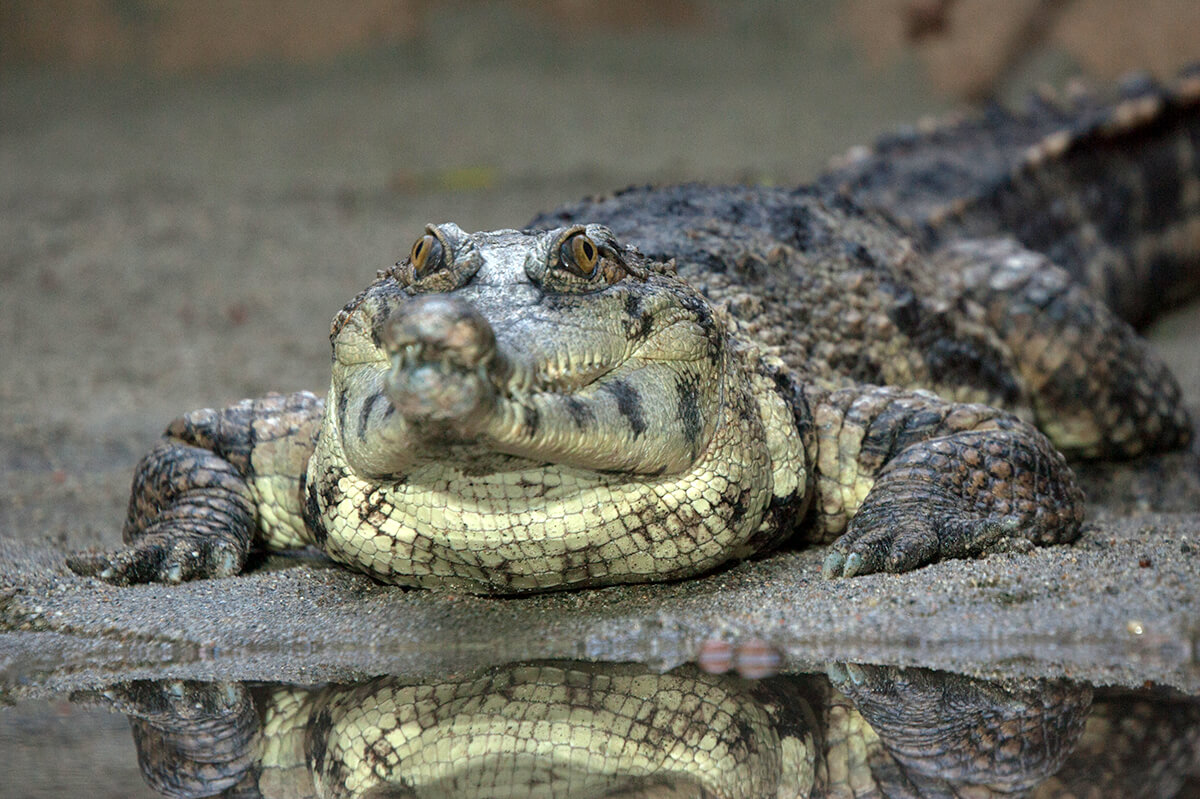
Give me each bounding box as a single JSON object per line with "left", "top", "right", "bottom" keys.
{"left": 336, "top": 390, "right": 350, "bottom": 437}
{"left": 521, "top": 403, "right": 541, "bottom": 438}
{"left": 677, "top": 377, "right": 702, "bottom": 455}
{"left": 357, "top": 392, "right": 389, "bottom": 441}
{"left": 601, "top": 378, "right": 647, "bottom": 437}
{"left": 563, "top": 395, "right": 594, "bottom": 428}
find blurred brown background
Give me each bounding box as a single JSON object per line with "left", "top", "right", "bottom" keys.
{"left": 3, "top": 0, "right": 1198, "bottom": 100}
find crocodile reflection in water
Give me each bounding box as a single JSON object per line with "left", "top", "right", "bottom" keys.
{"left": 93, "top": 662, "right": 1200, "bottom": 798}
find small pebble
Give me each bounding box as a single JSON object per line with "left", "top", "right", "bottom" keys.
{"left": 697, "top": 638, "right": 734, "bottom": 674}
{"left": 734, "top": 637, "right": 781, "bottom": 679}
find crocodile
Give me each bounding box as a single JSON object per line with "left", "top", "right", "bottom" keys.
{"left": 92, "top": 664, "right": 1200, "bottom": 798}
{"left": 68, "top": 72, "right": 1199, "bottom": 593}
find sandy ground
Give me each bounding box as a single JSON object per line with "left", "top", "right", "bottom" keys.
{"left": 1, "top": 5, "right": 1199, "bottom": 796}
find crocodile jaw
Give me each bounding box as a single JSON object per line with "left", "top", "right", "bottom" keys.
{"left": 308, "top": 358, "right": 789, "bottom": 593}
{"left": 308, "top": 226, "right": 808, "bottom": 592}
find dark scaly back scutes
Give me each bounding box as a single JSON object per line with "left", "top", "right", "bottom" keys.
{"left": 532, "top": 185, "right": 1035, "bottom": 413}
{"left": 822, "top": 67, "right": 1200, "bottom": 327}
{"left": 71, "top": 71, "right": 1191, "bottom": 591}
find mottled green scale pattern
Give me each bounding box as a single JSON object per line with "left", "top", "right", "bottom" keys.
{"left": 308, "top": 355, "right": 804, "bottom": 592}
{"left": 102, "top": 664, "right": 1199, "bottom": 799}
{"left": 70, "top": 74, "right": 1196, "bottom": 590}
{"left": 293, "top": 664, "right": 813, "bottom": 799}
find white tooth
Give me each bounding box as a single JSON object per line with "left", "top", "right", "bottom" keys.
{"left": 400, "top": 343, "right": 422, "bottom": 368}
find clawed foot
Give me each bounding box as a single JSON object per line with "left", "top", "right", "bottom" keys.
{"left": 85, "top": 681, "right": 260, "bottom": 797}
{"left": 826, "top": 662, "right": 1091, "bottom": 792}
{"left": 67, "top": 435, "right": 258, "bottom": 585}
{"left": 821, "top": 514, "right": 1026, "bottom": 578}
{"left": 67, "top": 530, "right": 244, "bottom": 585}
{"left": 820, "top": 426, "right": 1081, "bottom": 579}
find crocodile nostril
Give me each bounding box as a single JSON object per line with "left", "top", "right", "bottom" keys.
{"left": 382, "top": 295, "right": 496, "bottom": 368}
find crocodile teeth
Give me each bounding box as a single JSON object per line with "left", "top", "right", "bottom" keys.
{"left": 394, "top": 343, "right": 424, "bottom": 370}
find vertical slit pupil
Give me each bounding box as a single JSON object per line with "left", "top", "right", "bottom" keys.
{"left": 413, "top": 235, "right": 442, "bottom": 274}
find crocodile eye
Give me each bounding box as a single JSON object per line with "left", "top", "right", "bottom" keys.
{"left": 410, "top": 233, "right": 445, "bottom": 278}
{"left": 560, "top": 232, "right": 599, "bottom": 278}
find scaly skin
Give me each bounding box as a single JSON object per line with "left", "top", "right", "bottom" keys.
{"left": 69, "top": 76, "right": 1198, "bottom": 591}
{"left": 821, "top": 68, "right": 1200, "bottom": 328}
{"left": 297, "top": 224, "right": 812, "bottom": 591}
{"left": 97, "top": 664, "right": 1174, "bottom": 799}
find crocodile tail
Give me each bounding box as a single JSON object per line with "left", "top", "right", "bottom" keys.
{"left": 823, "top": 67, "right": 1200, "bottom": 327}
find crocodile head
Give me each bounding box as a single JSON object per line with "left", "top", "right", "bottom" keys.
{"left": 310, "top": 224, "right": 807, "bottom": 592}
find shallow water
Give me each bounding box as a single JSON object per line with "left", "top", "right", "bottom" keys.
{"left": 4, "top": 654, "right": 1198, "bottom": 798}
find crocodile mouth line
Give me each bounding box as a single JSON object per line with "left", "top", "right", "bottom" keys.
{"left": 389, "top": 337, "right": 630, "bottom": 402}
{"left": 391, "top": 341, "right": 496, "bottom": 388}
{"left": 389, "top": 310, "right": 705, "bottom": 401}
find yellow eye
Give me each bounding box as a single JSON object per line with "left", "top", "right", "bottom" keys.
{"left": 410, "top": 233, "right": 445, "bottom": 277}
{"left": 561, "top": 232, "right": 599, "bottom": 278}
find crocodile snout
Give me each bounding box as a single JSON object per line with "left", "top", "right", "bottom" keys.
{"left": 381, "top": 295, "right": 499, "bottom": 424}
{"left": 381, "top": 294, "right": 497, "bottom": 369}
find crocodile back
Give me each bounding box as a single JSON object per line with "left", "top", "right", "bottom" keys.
{"left": 822, "top": 68, "right": 1200, "bottom": 327}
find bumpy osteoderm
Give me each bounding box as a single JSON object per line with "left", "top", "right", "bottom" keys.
{"left": 69, "top": 75, "right": 1198, "bottom": 590}
{"left": 304, "top": 225, "right": 810, "bottom": 591}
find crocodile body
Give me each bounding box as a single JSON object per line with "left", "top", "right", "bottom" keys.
{"left": 820, "top": 69, "right": 1200, "bottom": 328}
{"left": 101, "top": 664, "right": 1200, "bottom": 798}
{"left": 69, "top": 74, "right": 1199, "bottom": 592}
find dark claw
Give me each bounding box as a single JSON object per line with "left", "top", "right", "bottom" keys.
{"left": 820, "top": 550, "right": 845, "bottom": 579}
{"left": 822, "top": 515, "right": 940, "bottom": 579}
{"left": 65, "top": 549, "right": 114, "bottom": 578}
{"left": 822, "top": 513, "right": 1032, "bottom": 579}
{"left": 67, "top": 533, "right": 242, "bottom": 585}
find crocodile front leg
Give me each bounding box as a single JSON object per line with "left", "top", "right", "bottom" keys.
{"left": 68, "top": 391, "right": 323, "bottom": 584}
{"left": 809, "top": 386, "right": 1085, "bottom": 578}
{"left": 827, "top": 663, "right": 1092, "bottom": 796}
{"left": 96, "top": 680, "right": 262, "bottom": 798}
